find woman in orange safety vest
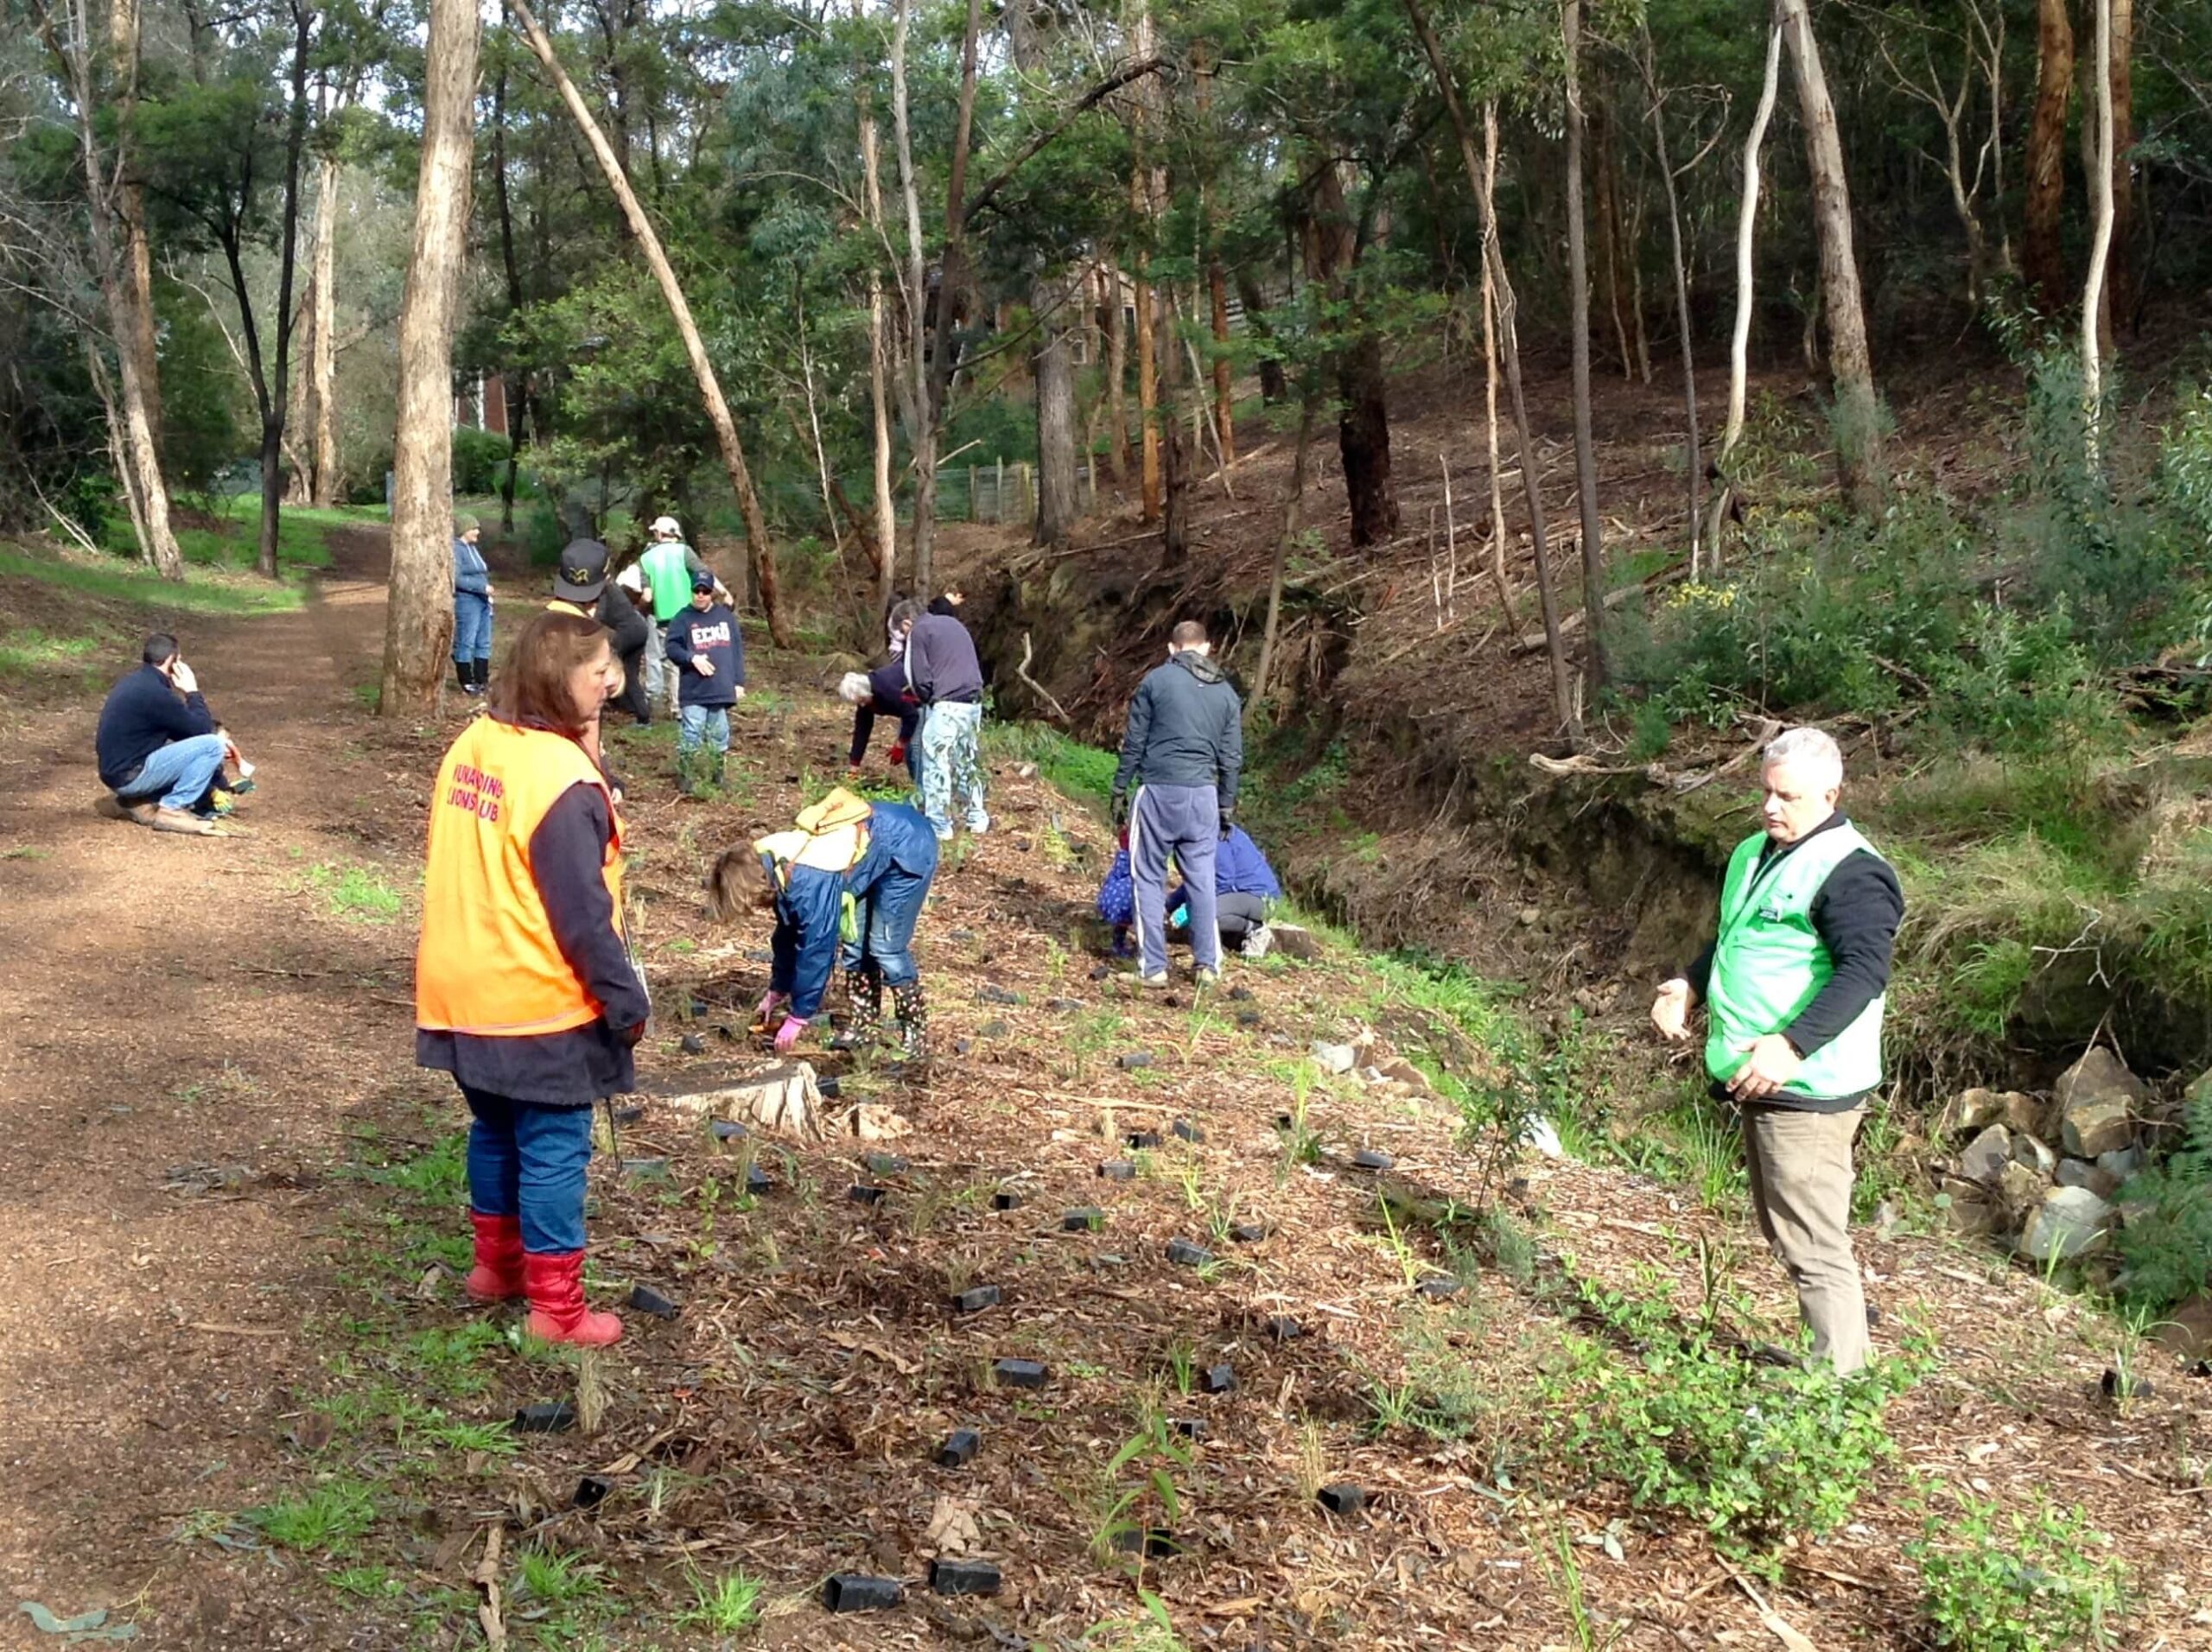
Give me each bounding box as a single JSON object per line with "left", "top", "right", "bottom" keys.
{"left": 416, "top": 608, "right": 647, "bottom": 1346}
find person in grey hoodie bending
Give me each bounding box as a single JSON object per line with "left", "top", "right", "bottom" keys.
{"left": 1109, "top": 620, "right": 1243, "bottom": 987}
{"left": 893, "top": 598, "right": 989, "bottom": 841}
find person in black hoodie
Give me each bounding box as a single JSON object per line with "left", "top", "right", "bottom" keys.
{"left": 1110, "top": 620, "right": 1243, "bottom": 987}
{"left": 93, "top": 633, "right": 237, "bottom": 836}
{"left": 549, "top": 540, "right": 654, "bottom": 725}
{"left": 663, "top": 569, "right": 745, "bottom": 795}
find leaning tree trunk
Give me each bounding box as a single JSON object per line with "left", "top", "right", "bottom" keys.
{"left": 510, "top": 0, "right": 791, "bottom": 645}
{"left": 1563, "top": 0, "right": 1609, "bottom": 689}
{"left": 2023, "top": 0, "right": 2074, "bottom": 315}
{"left": 2082, "top": 0, "right": 2114, "bottom": 476}
{"left": 253, "top": 1, "right": 312, "bottom": 580}
{"left": 1481, "top": 105, "right": 1513, "bottom": 620}
{"left": 1778, "top": 0, "right": 1884, "bottom": 514}
{"left": 1313, "top": 162, "right": 1399, "bottom": 548}
{"left": 1708, "top": 16, "right": 1783, "bottom": 559}
{"left": 380, "top": 0, "right": 479, "bottom": 715}
{"left": 110, "top": 0, "right": 163, "bottom": 456}
{"left": 1404, "top": 0, "right": 1578, "bottom": 738}
{"left": 889, "top": 0, "right": 935, "bottom": 592}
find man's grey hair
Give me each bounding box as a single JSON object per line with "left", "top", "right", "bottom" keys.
{"left": 1763, "top": 726, "right": 1845, "bottom": 791}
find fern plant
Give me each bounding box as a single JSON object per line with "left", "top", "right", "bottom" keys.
{"left": 2113, "top": 1084, "right": 2212, "bottom": 1317}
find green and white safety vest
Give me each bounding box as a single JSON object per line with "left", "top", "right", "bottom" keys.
{"left": 639, "top": 540, "right": 695, "bottom": 623}
{"left": 1704, "top": 821, "right": 1888, "bottom": 1102}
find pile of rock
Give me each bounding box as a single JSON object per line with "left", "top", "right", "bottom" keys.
{"left": 1936, "top": 1048, "right": 2146, "bottom": 1262}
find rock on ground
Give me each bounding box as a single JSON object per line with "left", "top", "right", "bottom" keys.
{"left": 2055, "top": 1047, "right": 2144, "bottom": 1159}
{"left": 2018, "top": 1186, "right": 2114, "bottom": 1261}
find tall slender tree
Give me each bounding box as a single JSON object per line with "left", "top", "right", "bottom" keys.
{"left": 1562, "top": 0, "right": 1607, "bottom": 688}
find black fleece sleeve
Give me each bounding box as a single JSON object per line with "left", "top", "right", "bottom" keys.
{"left": 1685, "top": 940, "right": 1715, "bottom": 1000}
{"left": 1783, "top": 849, "right": 1904, "bottom": 1057}
{"left": 529, "top": 785, "right": 650, "bottom": 1032}
{"left": 1111, "top": 677, "right": 1152, "bottom": 797}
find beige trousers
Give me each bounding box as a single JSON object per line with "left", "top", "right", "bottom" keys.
{"left": 1741, "top": 1102, "right": 1870, "bottom": 1374}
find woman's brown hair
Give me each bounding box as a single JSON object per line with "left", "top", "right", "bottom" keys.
{"left": 708, "top": 846, "right": 778, "bottom": 919}
{"left": 486, "top": 610, "right": 613, "bottom": 735}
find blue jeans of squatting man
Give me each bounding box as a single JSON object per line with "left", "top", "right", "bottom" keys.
{"left": 837, "top": 859, "right": 933, "bottom": 989}
{"left": 462, "top": 1087, "right": 593, "bottom": 1254}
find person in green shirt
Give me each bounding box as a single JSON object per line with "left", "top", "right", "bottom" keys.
{"left": 634, "top": 517, "right": 729, "bottom": 716}
{"left": 1650, "top": 726, "right": 1904, "bottom": 1374}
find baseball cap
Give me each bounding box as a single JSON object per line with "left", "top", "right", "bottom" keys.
{"left": 691, "top": 569, "right": 718, "bottom": 593}
{"left": 554, "top": 539, "right": 612, "bottom": 603}
{"left": 652, "top": 515, "right": 682, "bottom": 536}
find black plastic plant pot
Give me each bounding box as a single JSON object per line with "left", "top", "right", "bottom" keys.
{"left": 627, "top": 1283, "right": 680, "bottom": 1318}
{"left": 1171, "top": 1418, "right": 1208, "bottom": 1440}
{"left": 817, "top": 1075, "right": 842, "bottom": 1099}
{"left": 1109, "top": 1528, "right": 1183, "bottom": 1559}
{"left": 1172, "top": 1121, "right": 1204, "bottom": 1143}
{"left": 1415, "top": 1276, "right": 1463, "bottom": 1300}
{"left": 1118, "top": 1052, "right": 1154, "bottom": 1071}
{"left": 709, "top": 1118, "right": 747, "bottom": 1141}
{"left": 574, "top": 1474, "right": 614, "bottom": 1509}
{"left": 1125, "top": 1130, "right": 1163, "bottom": 1150}
{"left": 822, "top": 1574, "right": 904, "bottom": 1613}
{"left": 1063, "top": 1207, "right": 1105, "bottom": 1231}
{"left": 992, "top": 1358, "right": 1048, "bottom": 1389}
{"left": 937, "top": 1428, "right": 982, "bottom": 1467}
{"left": 687, "top": 997, "right": 709, "bottom": 1018}
{"left": 1274, "top": 1113, "right": 1295, "bottom": 1131}
{"left": 679, "top": 1032, "right": 707, "bottom": 1055}
{"left": 993, "top": 1191, "right": 1024, "bottom": 1211}
{"left": 952, "top": 1285, "right": 1003, "bottom": 1313}
{"left": 1317, "top": 1484, "right": 1366, "bottom": 1516}
{"left": 746, "top": 1166, "right": 776, "bottom": 1194}
{"left": 512, "top": 1401, "right": 576, "bottom": 1433}
{"left": 864, "top": 1152, "right": 910, "bottom": 1176}
{"left": 612, "top": 1103, "right": 645, "bottom": 1125}
{"left": 849, "top": 1184, "right": 887, "bottom": 1205}
{"left": 928, "top": 1558, "right": 1002, "bottom": 1598}
{"left": 1201, "top": 1363, "right": 1236, "bottom": 1394}
{"left": 1098, "top": 1160, "right": 1136, "bottom": 1180}
{"left": 1230, "top": 1222, "right": 1268, "bottom": 1244}
{"left": 1165, "top": 1239, "right": 1215, "bottom": 1268}
{"left": 1351, "top": 1149, "right": 1395, "bottom": 1171}
{"left": 1265, "top": 1315, "right": 1303, "bottom": 1342}
{"left": 2101, "top": 1369, "right": 2154, "bottom": 1401}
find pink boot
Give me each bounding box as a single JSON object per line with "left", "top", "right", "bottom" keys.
{"left": 464, "top": 1211, "right": 526, "bottom": 1302}
{"left": 522, "top": 1250, "right": 623, "bottom": 1346}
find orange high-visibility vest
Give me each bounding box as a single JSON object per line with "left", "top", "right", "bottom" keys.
{"left": 416, "top": 717, "right": 625, "bottom": 1038}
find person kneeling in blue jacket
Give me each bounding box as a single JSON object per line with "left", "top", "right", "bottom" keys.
{"left": 709, "top": 787, "right": 939, "bottom": 1064}
{"left": 1166, "top": 824, "right": 1283, "bottom": 958}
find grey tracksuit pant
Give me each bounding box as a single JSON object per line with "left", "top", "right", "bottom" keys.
{"left": 1132, "top": 785, "right": 1219, "bottom": 975}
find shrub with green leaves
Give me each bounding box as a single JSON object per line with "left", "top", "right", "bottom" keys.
{"left": 1543, "top": 1271, "right": 1919, "bottom": 1560}
{"left": 1909, "top": 1490, "right": 2125, "bottom": 1650}
{"left": 2112, "top": 1083, "right": 2212, "bottom": 1318}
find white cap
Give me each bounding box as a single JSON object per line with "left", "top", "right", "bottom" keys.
{"left": 651, "top": 515, "right": 681, "bottom": 536}
{"left": 837, "top": 672, "right": 874, "bottom": 706}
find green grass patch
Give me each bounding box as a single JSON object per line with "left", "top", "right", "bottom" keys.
{"left": 984, "top": 721, "right": 1120, "bottom": 809}
{"left": 247, "top": 1478, "right": 377, "bottom": 1555}
{"left": 673, "top": 1570, "right": 764, "bottom": 1634}
{"left": 100, "top": 500, "right": 381, "bottom": 571}
{"left": 306, "top": 861, "right": 405, "bottom": 922}
{"left": 0, "top": 627, "right": 103, "bottom": 677}
{"left": 0, "top": 545, "right": 306, "bottom": 615}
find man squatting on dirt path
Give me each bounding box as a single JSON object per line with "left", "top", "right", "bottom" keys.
{"left": 1111, "top": 619, "right": 1244, "bottom": 990}
{"left": 416, "top": 608, "right": 647, "bottom": 1347}
{"left": 93, "top": 632, "right": 254, "bottom": 836}
{"left": 1650, "top": 726, "right": 1904, "bottom": 1374}
{"left": 710, "top": 787, "right": 941, "bottom": 1065}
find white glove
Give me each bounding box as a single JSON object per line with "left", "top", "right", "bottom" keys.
{"left": 168, "top": 660, "right": 198, "bottom": 694}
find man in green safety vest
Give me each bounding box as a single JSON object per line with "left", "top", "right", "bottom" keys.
{"left": 1650, "top": 727, "right": 1904, "bottom": 1373}
{"left": 634, "top": 517, "right": 730, "bottom": 718}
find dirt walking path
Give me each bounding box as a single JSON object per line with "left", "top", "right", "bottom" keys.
{"left": 0, "top": 527, "right": 429, "bottom": 1647}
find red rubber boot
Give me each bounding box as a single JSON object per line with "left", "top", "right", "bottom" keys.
{"left": 464, "top": 1211, "right": 526, "bottom": 1302}
{"left": 522, "top": 1250, "right": 623, "bottom": 1346}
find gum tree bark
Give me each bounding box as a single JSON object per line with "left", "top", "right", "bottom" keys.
{"left": 1563, "top": 0, "right": 1608, "bottom": 688}
{"left": 1707, "top": 16, "right": 1783, "bottom": 560}
{"left": 380, "top": 0, "right": 479, "bottom": 714}
{"left": 2023, "top": 0, "right": 2074, "bottom": 314}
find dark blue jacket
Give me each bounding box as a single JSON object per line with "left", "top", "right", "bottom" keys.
{"left": 1111, "top": 650, "right": 1243, "bottom": 810}
{"left": 1167, "top": 826, "right": 1281, "bottom": 924}
{"left": 769, "top": 802, "right": 939, "bottom": 1018}
{"left": 95, "top": 664, "right": 216, "bottom": 791}
{"left": 664, "top": 602, "right": 745, "bottom": 707}
{"left": 903, "top": 613, "right": 983, "bottom": 704}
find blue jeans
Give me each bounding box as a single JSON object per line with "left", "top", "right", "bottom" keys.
{"left": 116, "top": 734, "right": 229, "bottom": 813}
{"left": 1132, "top": 785, "right": 1220, "bottom": 975}
{"left": 678, "top": 703, "right": 730, "bottom": 757}
{"left": 461, "top": 1086, "right": 594, "bottom": 1255}
{"left": 453, "top": 593, "right": 493, "bottom": 664}
{"left": 918, "top": 701, "right": 987, "bottom": 836}
{"left": 838, "top": 857, "right": 936, "bottom": 988}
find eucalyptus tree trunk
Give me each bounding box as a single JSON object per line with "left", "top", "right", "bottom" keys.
{"left": 2023, "top": 0, "right": 2074, "bottom": 315}
{"left": 2081, "top": 0, "right": 2115, "bottom": 475}
{"left": 1778, "top": 0, "right": 1885, "bottom": 513}
{"left": 1563, "top": 0, "right": 1608, "bottom": 689}
{"left": 1707, "top": 16, "right": 1783, "bottom": 561}
{"left": 380, "top": 0, "right": 479, "bottom": 715}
